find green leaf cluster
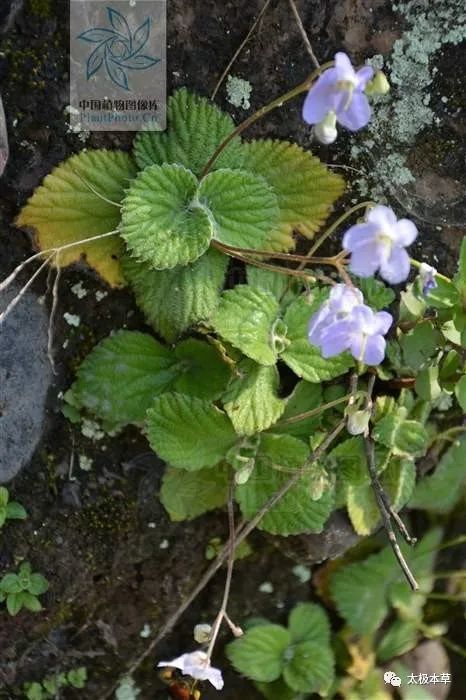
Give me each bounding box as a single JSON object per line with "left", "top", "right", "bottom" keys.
{"left": 227, "top": 603, "right": 334, "bottom": 696}
{"left": 0, "top": 562, "right": 49, "bottom": 616}
{"left": 24, "top": 667, "right": 87, "bottom": 700}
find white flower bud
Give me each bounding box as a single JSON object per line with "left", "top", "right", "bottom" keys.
{"left": 313, "top": 111, "right": 338, "bottom": 145}
{"left": 193, "top": 623, "right": 212, "bottom": 644}
{"left": 346, "top": 408, "right": 371, "bottom": 436}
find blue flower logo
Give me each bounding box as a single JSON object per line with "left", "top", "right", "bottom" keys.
{"left": 77, "top": 6, "right": 160, "bottom": 91}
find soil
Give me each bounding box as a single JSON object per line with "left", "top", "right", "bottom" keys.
{"left": 0, "top": 1, "right": 465, "bottom": 699}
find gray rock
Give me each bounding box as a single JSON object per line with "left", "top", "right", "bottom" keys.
{"left": 0, "top": 284, "right": 52, "bottom": 482}
{"left": 269, "top": 510, "right": 360, "bottom": 565}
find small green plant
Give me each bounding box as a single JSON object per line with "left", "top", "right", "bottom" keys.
{"left": 0, "top": 486, "right": 27, "bottom": 529}
{"left": 0, "top": 561, "right": 48, "bottom": 616}
{"left": 24, "top": 667, "right": 88, "bottom": 699}
{"left": 227, "top": 603, "right": 335, "bottom": 697}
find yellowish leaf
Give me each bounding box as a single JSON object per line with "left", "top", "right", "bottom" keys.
{"left": 16, "top": 149, "right": 137, "bottom": 286}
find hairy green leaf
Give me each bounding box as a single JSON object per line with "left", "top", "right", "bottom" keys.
{"left": 357, "top": 276, "right": 396, "bottom": 310}
{"left": 212, "top": 285, "right": 281, "bottom": 365}
{"left": 68, "top": 331, "right": 177, "bottom": 428}
{"left": 199, "top": 168, "right": 280, "bottom": 250}
{"left": 121, "top": 164, "right": 212, "bottom": 269}
{"left": 226, "top": 624, "right": 291, "bottom": 682}
{"left": 372, "top": 415, "right": 428, "bottom": 458}
{"left": 283, "top": 641, "right": 334, "bottom": 694}
{"left": 246, "top": 265, "right": 293, "bottom": 301}
{"left": 288, "top": 602, "right": 331, "bottom": 645}
{"left": 377, "top": 620, "right": 418, "bottom": 662}
{"left": 146, "top": 393, "right": 237, "bottom": 470}
{"left": 410, "top": 436, "right": 466, "bottom": 513}
{"left": 330, "top": 547, "right": 395, "bottom": 635}
{"left": 223, "top": 359, "right": 285, "bottom": 435}
{"left": 240, "top": 139, "right": 344, "bottom": 238}
{"left": 133, "top": 88, "right": 243, "bottom": 176}
{"left": 160, "top": 465, "right": 229, "bottom": 521}
{"left": 16, "top": 149, "right": 137, "bottom": 286}
{"left": 123, "top": 249, "right": 228, "bottom": 342}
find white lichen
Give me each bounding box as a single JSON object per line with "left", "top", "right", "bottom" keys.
{"left": 71, "top": 281, "right": 88, "bottom": 299}
{"left": 81, "top": 418, "right": 105, "bottom": 441}
{"left": 79, "top": 454, "right": 94, "bottom": 471}
{"left": 63, "top": 312, "right": 80, "bottom": 327}
{"left": 226, "top": 75, "right": 252, "bottom": 110}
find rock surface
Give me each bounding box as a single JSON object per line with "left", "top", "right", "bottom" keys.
{"left": 0, "top": 284, "right": 52, "bottom": 482}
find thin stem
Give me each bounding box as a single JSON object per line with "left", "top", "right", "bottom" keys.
{"left": 276, "top": 392, "right": 361, "bottom": 426}
{"left": 206, "top": 483, "right": 236, "bottom": 660}
{"left": 47, "top": 253, "right": 62, "bottom": 374}
{"left": 288, "top": 0, "right": 320, "bottom": 69}
{"left": 200, "top": 62, "right": 333, "bottom": 178}
{"left": 217, "top": 247, "right": 315, "bottom": 280}
{"left": 212, "top": 239, "right": 337, "bottom": 265}
{"left": 365, "top": 436, "right": 419, "bottom": 590}
{"left": 211, "top": 0, "right": 273, "bottom": 100}
{"left": 427, "top": 426, "right": 466, "bottom": 449}
{"left": 0, "top": 230, "right": 119, "bottom": 294}
{"left": 304, "top": 200, "right": 374, "bottom": 262}
{"left": 0, "top": 255, "right": 54, "bottom": 325}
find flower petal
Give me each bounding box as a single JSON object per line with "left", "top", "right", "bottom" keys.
{"left": 320, "top": 320, "right": 352, "bottom": 357}
{"left": 393, "top": 218, "right": 418, "bottom": 246}
{"left": 302, "top": 69, "right": 338, "bottom": 124}
{"left": 356, "top": 65, "right": 374, "bottom": 88}
{"left": 337, "top": 91, "right": 371, "bottom": 130}
{"left": 348, "top": 242, "right": 383, "bottom": 278}
{"left": 374, "top": 310, "right": 393, "bottom": 335}
{"left": 361, "top": 334, "right": 386, "bottom": 365}
{"left": 366, "top": 205, "right": 397, "bottom": 230}
{"left": 334, "top": 52, "right": 356, "bottom": 81}
{"left": 379, "top": 246, "right": 411, "bottom": 284}
{"left": 343, "top": 222, "right": 379, "bottom": 252}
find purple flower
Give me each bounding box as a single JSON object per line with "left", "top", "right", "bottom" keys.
{"left": 158, "top": 651, "right": 224, "bottom": 690}
{"left": 308, "top": 284, "right": 363, "bottom": 347}
{"left": 319, "top": 305, "right": 392, "bottom": 365}
{"left": 418, "top": 263, "right": 437, "bottom": 295}
{"left": 303, "top": 52, "right": 373, "bottom": 132}
{"left": 343, "top": 205, "right": 418, "bottom": 284}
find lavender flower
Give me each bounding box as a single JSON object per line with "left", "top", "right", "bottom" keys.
{"left": 319, "top": 305, "right": 392, "bottom": 365}
{"left": 308, "top": 284, "right": 363, "bottom": 347}
{"left": 343, "top": 205, "right": 418, "bottom": 284}
{"left": 158, "top": 651, "right": 224, "bottom": 690}
{"left": 308, "top": 285, "right": 392, "bottom": 366}
{"left": 303, "top": 52, "right": 373, "bottom": 135}
{"left": 418, "top": 263, "right": 438, "bottom": 295}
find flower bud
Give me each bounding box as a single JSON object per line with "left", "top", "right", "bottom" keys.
{"left": 365, "top": 71, "right": 390, "bottom": 96}
{"left": 346, "top": 407, "right": 371, "bottom": 436}
{"left": 313, "top": 111, "right": 338, "bottom": 145}
{"left": 194, "top": 623, "right": 213, "bottom": 644}
{"left": 419, "top": 262, "right": 438, "bottom": 295}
